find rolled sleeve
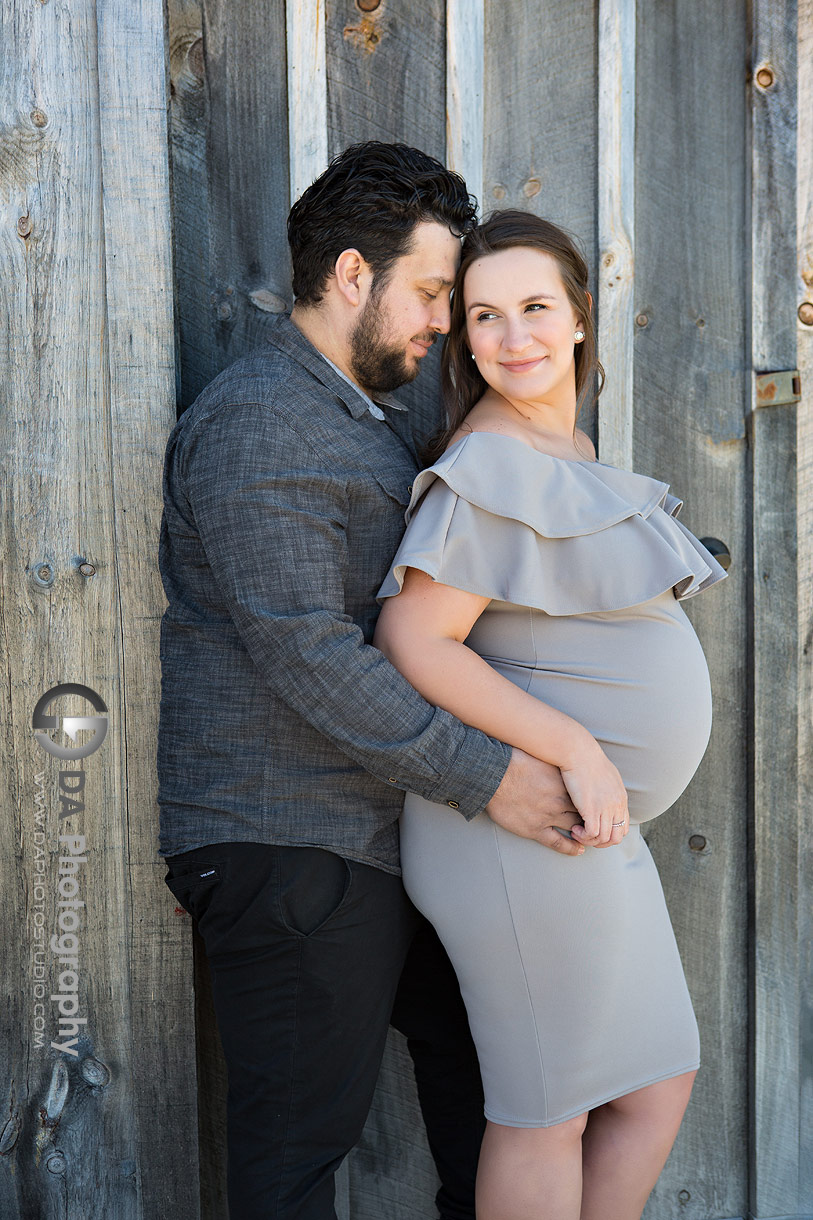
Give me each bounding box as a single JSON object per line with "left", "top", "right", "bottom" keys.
{"left": 180, "top": 402, "right": 510, "bottom": 818}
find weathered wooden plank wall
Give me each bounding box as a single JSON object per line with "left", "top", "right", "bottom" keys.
{"left": 2, "top": 0, "right": 810, "bottom": 1216}
{"left": 0, "top": 1, "right": 190, "bottom": 1219}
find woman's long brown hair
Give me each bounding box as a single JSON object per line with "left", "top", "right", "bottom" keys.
{"left": 423, "top": 210, "right": 604, "bottom": 464}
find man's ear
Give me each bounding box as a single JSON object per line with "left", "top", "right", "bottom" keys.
{"left": 334, "top": 248, "right": 369, "bottom": 308}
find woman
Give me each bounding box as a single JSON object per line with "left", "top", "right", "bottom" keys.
{"left": 374, "top": 212, "right": 726, "bottom": 1220}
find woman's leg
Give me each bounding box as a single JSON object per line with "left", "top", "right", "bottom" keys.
{"left": 475, "top": 1112, "right": 588, "bottom": 1220}
{"left": 579, "top": 1071, "right": 697, "bottom": 1220}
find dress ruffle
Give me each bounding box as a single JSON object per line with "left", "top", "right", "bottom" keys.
{"left": 377, "top": 432, "right": 727, "bottom": 615}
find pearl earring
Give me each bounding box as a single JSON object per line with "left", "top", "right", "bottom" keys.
{"left": 470, "top": 353, "right": 476, "bottom": 360}
{"left": 574, "top": 330, "right": 585, "bottom": 342}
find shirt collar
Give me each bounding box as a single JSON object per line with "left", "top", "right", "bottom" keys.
{"left": 264, "top": 314, "right": 408, "bottom": 421}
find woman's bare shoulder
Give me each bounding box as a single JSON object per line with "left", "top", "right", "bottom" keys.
{"left": 447, "top": 405, "right": 527, "bottom": 450}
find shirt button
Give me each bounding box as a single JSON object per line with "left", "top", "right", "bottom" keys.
{"left": 447, "top": 800, "right": 460, "bottom": 810}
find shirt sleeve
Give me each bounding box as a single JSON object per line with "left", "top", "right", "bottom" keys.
{"left": 178, "top": 401, "right": 511, "bottom": 818}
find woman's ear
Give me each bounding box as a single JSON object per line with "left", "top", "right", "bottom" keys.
{"left": 575, "top": 291, "right": 593, "bottom": 335}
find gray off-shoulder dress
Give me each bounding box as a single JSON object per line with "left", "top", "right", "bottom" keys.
{"left": 377, "top": 431, "right": 727, "bottom": 1128}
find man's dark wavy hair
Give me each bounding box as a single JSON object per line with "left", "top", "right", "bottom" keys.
{"left": 287, "top": 141, "right": 477, "bottom": 306}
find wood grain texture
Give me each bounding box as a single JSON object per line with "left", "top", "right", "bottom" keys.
{"left": 446, "top": 0, "right": 484, "bottom": 212}
{"left": 96, "top": 1, "right": 198, "bottom": 1216}
{"left": 169, "top": 0, "right": 291, "bottom": 412}
{"left": 796, "top": 1, "right": 813, "bottom": 1208}
{"left": 597, "top": 0, "right": 635, "bottom": 469}
{"left": 483, "top": 0, "right": 598, "bottom": 443}
{"left": 0, "top": 0, "right": 183, "bottom": 1216}
{"left": 751, "top": 1, "right": 806, "bottom": 1216}
{"left": 287, "top": 0, "right": 329, "bottom": 204}
{"left": 634, "top": 2, "right": 750, "bottom": 1216}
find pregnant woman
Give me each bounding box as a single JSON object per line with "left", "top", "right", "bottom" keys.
{"left": 374, "top": 212, "right": 727, "bottom": 1220}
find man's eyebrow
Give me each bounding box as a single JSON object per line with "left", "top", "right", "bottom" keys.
{"left": 467, "top": 293, "right": 558, "bottom": 312}
{"left": 420, "top": 276, "right": 455, "bottom": 288}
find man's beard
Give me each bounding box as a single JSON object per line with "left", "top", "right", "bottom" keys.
{"left": 349, "top": 289, "right": 431, "bottom": 394}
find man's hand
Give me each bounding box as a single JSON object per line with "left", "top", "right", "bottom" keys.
{"left": 485, "top": 747, "right": 585, "bottom": 856}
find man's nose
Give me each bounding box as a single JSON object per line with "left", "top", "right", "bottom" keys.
{"left": 430, "top": 297, "right": 452, "bottom": 334}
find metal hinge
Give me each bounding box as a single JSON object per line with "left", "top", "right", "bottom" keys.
{"left": 755, "top": 369, "right": 801, "bottom": 407}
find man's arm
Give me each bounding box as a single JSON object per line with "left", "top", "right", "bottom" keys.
{"left": 178, "top": 402, "right": 508, "bottom": 817}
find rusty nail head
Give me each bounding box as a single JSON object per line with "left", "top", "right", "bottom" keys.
{"left": 31, "top": 109, "right": 48, "bottom": 128}
{"left": 17, "top": 216, "right": 32, "bottom": 238}
{"left": 356, "top": 0, "right": 381, "bottom": 10}
{"left": 36, "top": 564, "right": 52, "bottom": 582}
{"left": 678, "top": 1189, "right": 691, "bottom": 1204}
{"left": 688, "top": 835, "right": 707, "bottom": 852}
{"left": 635, "top": 313, "right": 649, "bottom": 328}
{"left": 79, "top": 562, "right": 96, "bottom": 577}
{"left": 756, "top": 66, "right": 775, "bottom": 88}
{"left": 799, "top": 301, "right": 813, "bottom": 327}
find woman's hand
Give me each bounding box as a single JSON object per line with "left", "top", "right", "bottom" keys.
{"left": 559, "top": 736, "right": 629, "bottom": 847}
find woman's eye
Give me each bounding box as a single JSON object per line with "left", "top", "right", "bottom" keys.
{"left": 525, "top": 302, "right": 546, "bottom": 312}
{"left": 476, "top": 311, "right": 497, "bottom": 323}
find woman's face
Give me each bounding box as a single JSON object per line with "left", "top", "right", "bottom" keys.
{"left": 463, "top": 247, "right": 583, "bottom": 411}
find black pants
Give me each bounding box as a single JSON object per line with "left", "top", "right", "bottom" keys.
{"left": 165, "top": 842, "right": 485, "bottom": 1220}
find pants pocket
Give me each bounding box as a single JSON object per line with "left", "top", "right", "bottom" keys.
{"left": 276, "top": 847, "right": 353, "bottom": 938}
{"left": 165, "top": 859, "right": 225, "bottom": 922}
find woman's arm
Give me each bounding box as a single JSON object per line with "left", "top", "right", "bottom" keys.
{"left": 374, "top": 567, "right": 629, "bottom": 845}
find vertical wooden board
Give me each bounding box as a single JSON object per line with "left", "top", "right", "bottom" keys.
{"left": 286, "top": 0, "right": 328, "bottom": 207}
{"left": 96, "top": 1, "right": 199, "bottom": 1217}
{"left": 167, "top": 0, "right": 215, "bottom": 411}
{"left": 1, "top": 0, "right": 139, "bottom": 1215}
{"left": 483, "top": 0, "right": 599, "bottom": 441}
{"left": 326, "top": 0, "right": 446, "bottom": 161}
{"left": 797, "top": 0, "right": 813, "bottom": 1207}
{"left": 597, "top": 0, "right": 635, "bottom": 470}
{"left": 169, "top": 0, "right": 291, "bottom": 413}
{"left": 751, "top": 1, "right": 805, "bottom": 1216}
{"left": 446, "top": 0, "right": 484, "bottom": 210}
{"left": 634, "top": 1, "right": 749, "bottom": 1217}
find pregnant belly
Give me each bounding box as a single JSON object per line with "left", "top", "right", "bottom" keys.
{"left": 470, "top": 595, "right": 713, "bottom": 823}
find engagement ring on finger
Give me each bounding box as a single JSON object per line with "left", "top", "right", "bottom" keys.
{"left": 612, "top": 821, "right": 626, "bottom": 828}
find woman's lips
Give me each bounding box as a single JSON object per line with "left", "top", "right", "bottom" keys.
{"left": 500, "top": 356, "right": 547, "bottom": 372}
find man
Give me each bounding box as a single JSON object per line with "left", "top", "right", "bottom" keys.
{"left": 158, "top": 141, "right": 582, "bottom": 1220}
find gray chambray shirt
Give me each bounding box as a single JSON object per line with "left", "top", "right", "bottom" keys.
{"left": 157, "top": 314, "right": 511, "bottom": 873}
